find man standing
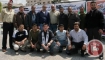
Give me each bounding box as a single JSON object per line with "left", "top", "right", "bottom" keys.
{"left": 67, "top": 7, "right": 80, "bottom": 30}
{"left": 39, "top": 24, "right": 55, "bottom": 55}
{"left": 79, "top": 7, "right": 86, "bottom": 29}
{"left": 85, "top": 1, "right": 104, "bottom": 59}
{"left": 1, "top": 2, "right": 15, "bottom": 52}
{"left": 36, "top": 5, "right": 50, "bottom": 30}
{"left": 14, "top": 6, "right": 26, "bottom": 28}
{"left": 58, "top": 7, "right": 68, "bottom": 30}
{"left": 26, "top": 6, "right": 37, "bottom": 30}
{"left": 49, "top": 5, "right": 59, "bottom": 33}
{"left": 67, "top": 22, "right": 88, "bottom": 57}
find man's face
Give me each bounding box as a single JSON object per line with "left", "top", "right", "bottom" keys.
{"left": 90, "top": 3, "right": 97, "bottom": 10}
{"left": 80, "top": 7, "right": 84, "bottom": 13}
{"left": 74, "top": 25, "right": 79, "bottom": 31}
{"left": 59, "top": 8, "right": 64, "bottom": 13}
{"left": 31, "top": 6, "right": 35, "bottom": 11}
{"left": 42, "top": 6, "right": 47, "bottom": 11}
{"left": 32, "top": 25, "right": 37, "bottom": 30}
{"left": 8, "top": 3, "right": 12, "bottom": 8}
{"left": 68, "top": 7, "right": 72, "bottom": 13}
{"left": 18, "top": 25, "right": 24, "bottom": 31}
{"left": 51, "top": 5, "right": 55, "bottom": 11}
{"left": 43, "top": 25, "right": 49, "bottom": 31}
{"left": 59, "top": 26, "right": 64, "bottom": 31}
{"left": 19, "top": 7, "right": 24, "bottom": 12}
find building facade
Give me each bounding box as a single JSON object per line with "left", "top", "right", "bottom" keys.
{"left": 26, "top": 0, "right": 53, "bottom": 6}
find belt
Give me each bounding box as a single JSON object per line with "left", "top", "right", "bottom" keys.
{"left": 4, "top": 22, "right": 13, "bottom": 24}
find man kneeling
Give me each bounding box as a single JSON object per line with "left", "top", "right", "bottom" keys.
{"left": 67, "top": 22, "right": 88, "bottom": 57}
{"left": 12, "top": 24, "right": 28, "bottom": 54}
{"left": 39, "top": 24, "right": 55, "bottom": 55}
{"left": 55, "top": 24, "right": 69, "bottom": 53}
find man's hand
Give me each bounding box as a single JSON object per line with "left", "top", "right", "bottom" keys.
{"left": 99, "top": 29, "right": 103, "bottom": 34}
{"left": 68, "top": 44, "right": 72, "bottom": 50}
{"left": 56, "top": 42, "right": 60, "bottom": 46}
{"left": 20, "top": 40, "right": 25, "bottom": 45}
{"left": 32, "top": 45, "right": 35, "bottom": 48}
{"left": 42, "top": 44, "right": 49, "bottom": 51}
{"left": 47, "top": 43, "right": 51, "bottom": 47}
{"left": 82, "top": 44, "right": 86, "bottom": 50}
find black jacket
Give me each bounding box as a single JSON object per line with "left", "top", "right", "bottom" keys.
{"left": 85, "top": 9, "right": 104, "bottom": 29}
{"left": 58, "top": 13, "right": 68, "bottom": 30}
{"left": 25, "top": 11, "right": 37, "bottom": 29}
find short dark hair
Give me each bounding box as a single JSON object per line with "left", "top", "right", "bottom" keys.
{"left": 90, "top": 1, "right": 96, "bottom": 4}
{"left": 59, "top": 7, "right": 63, "bottom": 9}
{"left": 32, "top": 23, "right": 37, "bottom": 27}
{"left": 18, "top": 24, "right": 24, "bottom": 28}
{"left": 58, "top": 24, "right": 64, "bottom": 27}
{"left": 43, "top": 23, "right": 49, "bottom": 27}
{"left": 74, "top": 22, "right": 80, "bottom": 26}
{"left": 19, "top": 6, "right": 24, "bottom": 9}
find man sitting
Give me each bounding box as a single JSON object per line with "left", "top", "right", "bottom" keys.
{"left": 55, "top": 24, "right": 70, "bottom": 53}
{"left": 39, "top": 23, "right": 55, "bottom": 55}
{"left": 67, "top": 22, "right": 88, "bottom": 57}
{"left": 28, "top": 24, "right": 41, "bottom": 52}
{"left": 12, "top": 24, "right": 28, "bottom": 54}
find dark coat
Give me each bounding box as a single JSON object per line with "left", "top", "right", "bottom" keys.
{"left": 68, "top": 12, "right": 80, "bottom": 30}
{"left": 58, "top": 13, "right": 68, "bottom": 30}
{"left": 36, "top": 11, "right": 50, "bottom": 26}
{"left": 85, "top": 9, "right": 104, "bottom": 29}
{"left": 25, "top": 11, "right": 37, "bottom": 29}
{"left": 13, "top": 12, "right": 26, "bottom": 28}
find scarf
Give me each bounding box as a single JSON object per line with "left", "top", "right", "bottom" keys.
{"left": 42, "top": 31, "right": 49, "bottom": 45}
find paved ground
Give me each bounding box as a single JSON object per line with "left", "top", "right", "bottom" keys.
{"left": 0, "top": 35, "right": 105, "bottom": 60}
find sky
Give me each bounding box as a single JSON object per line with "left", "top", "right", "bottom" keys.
{"left": 0, "top": 0, "right": 27, "bottom": 5}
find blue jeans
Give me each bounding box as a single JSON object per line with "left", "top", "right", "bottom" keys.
{"left": 58, "top": 40, "right": 68, "bottom": 52}
{"left": 50, "top": 24, "right": 57, "bottom": 33}
{"left": 40, "top": 24, "right": 43, "bottom": 30}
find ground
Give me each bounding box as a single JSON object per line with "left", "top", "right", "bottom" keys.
{"left": 0, "top": 35, "right": 105, "bottom": 60}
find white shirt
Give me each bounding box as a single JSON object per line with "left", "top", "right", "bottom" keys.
{"left": 70, "top": 29, "right": 88, "bottom": 45}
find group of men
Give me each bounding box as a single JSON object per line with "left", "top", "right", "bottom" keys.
{"left": 0, "top": 1, "right": 104, "bottom": 59}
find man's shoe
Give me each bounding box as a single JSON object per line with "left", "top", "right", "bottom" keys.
{"left": 99, "top": 56, "right": 103, "bottom": 60}
{"left": 15, "top": 52, "right": 19, "bottom": 55}
{"left": 36, "top": 49, "right": 40, "bottom": 52}
{"left": 42, "top": 50, "right": 46, "bottom": 53}
{"left": 50, "top": 52, "right": 54, "bottom": 56}
{"left": 58, "top": 50, "right": 62, "bottom": 53}
{"left": 2, "top": 49, "right": 6, "bottom": 52}
{"left": 81, "top": 54, "right": 85, "bottom": 57}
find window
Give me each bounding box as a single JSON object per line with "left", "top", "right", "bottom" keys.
{"left": 31, "top": 1, "right": 32, "bottom": 2}
{"left": 34, "top": 0, "right": 36, "bottom": 2}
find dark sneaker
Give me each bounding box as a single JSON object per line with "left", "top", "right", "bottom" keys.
{"left": 36, "top": 49, "right": 40, "bottom": 52}
{"left": 2, "top": 49, "right": 6, "bottom": 52}
{"left": 42, "top": 50, "right": 46, "bottom": 53}
{"left": 49, "top": 52, "right": 54, "bottom": 56}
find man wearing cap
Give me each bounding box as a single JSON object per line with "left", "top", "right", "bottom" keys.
{"left": 1, "top": 2, "right": 15, "bottom": 52}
